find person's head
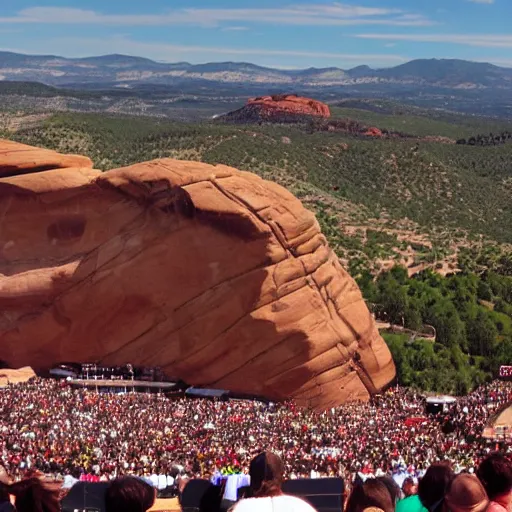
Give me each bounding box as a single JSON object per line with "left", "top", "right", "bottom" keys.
{"left": 105, "top": 477, "right": 156, "bottom": 512}
{"left": 418, "top": 463, "right": 455, "bottom": 512}
{"left": 0, "top": 477, "right": 60, "bottom": 512}
{"left": 445, "top": 474, "right": 489, "bottom": 512}
{"left": 418, "top": 462, "right": 455, "bottom": 512}
{"left": 376, "top": 476, "right": 401, "bottom": 506}
{"left": 249, "top": 452, "right": 284, "bottom": 498}
{"left": 477, "top": 453, "right": 512, "bottom": 502}
{"left": 346, "top": 479, "right": 395, "bottom": 512}
{"left": 403, "top": 477, "right": 418, "bottom": 498}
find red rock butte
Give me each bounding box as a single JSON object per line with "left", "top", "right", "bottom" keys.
{"left": 0, "top": 140, "right": 394, "bottom": 410}
{"left": 247, "top": 94, "right": 331, "bottom": 119}
{"left": 364, "top": 127, "right": 383, "bottom": 138}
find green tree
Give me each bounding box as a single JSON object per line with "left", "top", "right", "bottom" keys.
{"left": 426, "top": 301, "right": 466, "bottom": 349}
{"left": 467, "top": 310, "right": 498, "bottom": 356}
{"left": 477, "top": 281, "right": 492, "bottom": 302}
{"left": 378, "top": 277, "right": 408, "bottom": 325}
{"left": 404, "top": 304, "right": 423, "bottom": 331}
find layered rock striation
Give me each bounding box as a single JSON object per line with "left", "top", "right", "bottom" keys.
{"left": 0, "top": 140, "right": 394, "bottom": 410}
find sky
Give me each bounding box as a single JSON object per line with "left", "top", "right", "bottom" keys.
{"left": 0, "top": 0, "right": 511, "bottom": 69}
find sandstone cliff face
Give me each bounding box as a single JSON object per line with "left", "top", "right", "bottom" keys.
{"left": 0, "top": 140, "right": 394, "bottom": 410}
{"left": 0, "top": 367, "right": 36, "bottom": 387}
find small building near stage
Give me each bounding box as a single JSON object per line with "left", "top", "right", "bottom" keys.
{"left": 425, "top": 395, "right": 457, "bottom": 415}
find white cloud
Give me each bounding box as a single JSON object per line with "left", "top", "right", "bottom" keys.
{"left": 466, "top": 0, "right": 494, "bottom": 4}
{"left": 221, "top": 26, "right": 249, "bottom": 32}
{"left": 0, "top": 5, "right": 434, "bottom": 27}
{"left": 7, "top": 35, "right": 407, "bottom": 67}
{"left": 357, "top": 33, "right": 512, "bottom": 48}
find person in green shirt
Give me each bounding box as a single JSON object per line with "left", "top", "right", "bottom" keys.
{"left": 396, "top": 478, "right": 428, "bottom": 512}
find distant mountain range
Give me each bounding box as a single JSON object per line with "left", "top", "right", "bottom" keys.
{"left": 1, "top": 51, "right": 512, "bottom": 90}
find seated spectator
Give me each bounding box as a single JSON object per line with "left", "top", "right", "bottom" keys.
{"left": 0, "top": 477, "right": 60, "bottom": 512}
{"left": 418, "top": 463, "right": 454, "bottom": 512}
{"left": 396, "top": 478, "right": 426, "bottom": 512}
{"left": 445, "top": 474, "right": 489, "bottom": 512}
{"left": 105, "top": 476, "right": 156, "bottom": 512}
{"left": 345, "top": 479, "right": 395, "bottom": 512}
{"left": 231, "top": 452, "right": 317, "bottom": 512}
{"left": 477, "top": 453, "right": 512, "bottom": 512}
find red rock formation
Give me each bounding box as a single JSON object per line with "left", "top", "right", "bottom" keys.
{"left": 0, "top": 140, "right": 394, "bottom": 410}
{"left": 246, "top": 94, "right": 331, "bottom": 120}
{"left": 0, "top": 139, "right": 93, "bottom": 178}
{"left": 0, "top": 367, "right": 36, "bottom": 387}
{"left": 364, "top": 127, "right": 383, "bottom": 137}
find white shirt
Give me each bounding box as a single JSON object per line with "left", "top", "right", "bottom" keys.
{"left": 224, "top": 474, "right": 251, "bottom": 501}
{"left": 233, "top": 495, "right": 317, "bottom": 512}
{"left": 62, "top": 475, "right": 78, "bottom": 490}
{"left": 149, "top": 474, "right": 159, "bottom": 488}
{"left": 157, "top": 474, "right": 167, "bottom": 490}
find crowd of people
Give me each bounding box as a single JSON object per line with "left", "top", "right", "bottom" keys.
{"left": 0, "top": 378, "right": 510, "bottom": 488}
{"left": 1, "top": 449, "right": 511, "bottom": 512}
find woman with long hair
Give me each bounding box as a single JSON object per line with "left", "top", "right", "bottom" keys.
{"left": 345, "top": 478, "right": 395, "bottom": 512}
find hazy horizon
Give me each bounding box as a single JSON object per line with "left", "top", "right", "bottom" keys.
{"left": 0, "top": 1, "right": 511, "bottom": 69}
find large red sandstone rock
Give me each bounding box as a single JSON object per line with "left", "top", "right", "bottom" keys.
{"left": 0, "top": 367, "right": 36, "bottom": 387}
{"left": 0, "top": 140, "right": 394, "bottom": 410}
{"left": 364, "top": 127, "right": 383, "bottom": 138}
{"left": 246, "top": 94, "right": 330, "bottom": 120}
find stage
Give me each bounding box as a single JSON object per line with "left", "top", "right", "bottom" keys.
{"left": 149, "top": 498, "right": 180, "bottom": 511}
{"left": 69, "top": 379, "right": 179, "bottom": 392}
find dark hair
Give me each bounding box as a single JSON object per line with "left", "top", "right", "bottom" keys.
{"left": 0, "top": 489, "right": 9, "bottom": 504}
{"left": 346, "top": 479, "right": 395, "bottom": 512}
{"left": 377, "top": 476, "right": 401, "bottom": 505}
{"left": 249, "top": 452, "right": 284, "bottom": 498}
{"left": 0, "top": 478, "right": 60, "bottom": 512}
{"left": 477, "top": 453, "right": 512, "bottom": 500}
{"left": 105, "top": 476, "right": 156, "bottom": 512}
{"left": 418, "top": 463, "right": 455, "bottom": 512}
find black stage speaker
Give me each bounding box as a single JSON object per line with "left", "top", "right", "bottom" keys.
{"left": 282, "top": 477, "right": 344, "bottom": 512}
{"left": 181, "top": 479, "right": 224, "bottom": 512}
{"left": 61, "top": 482, "right": 110, "bottom": 512}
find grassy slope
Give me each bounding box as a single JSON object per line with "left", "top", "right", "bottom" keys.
{"left": 330, "top": 106, "right": 472, "bottom": 138}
